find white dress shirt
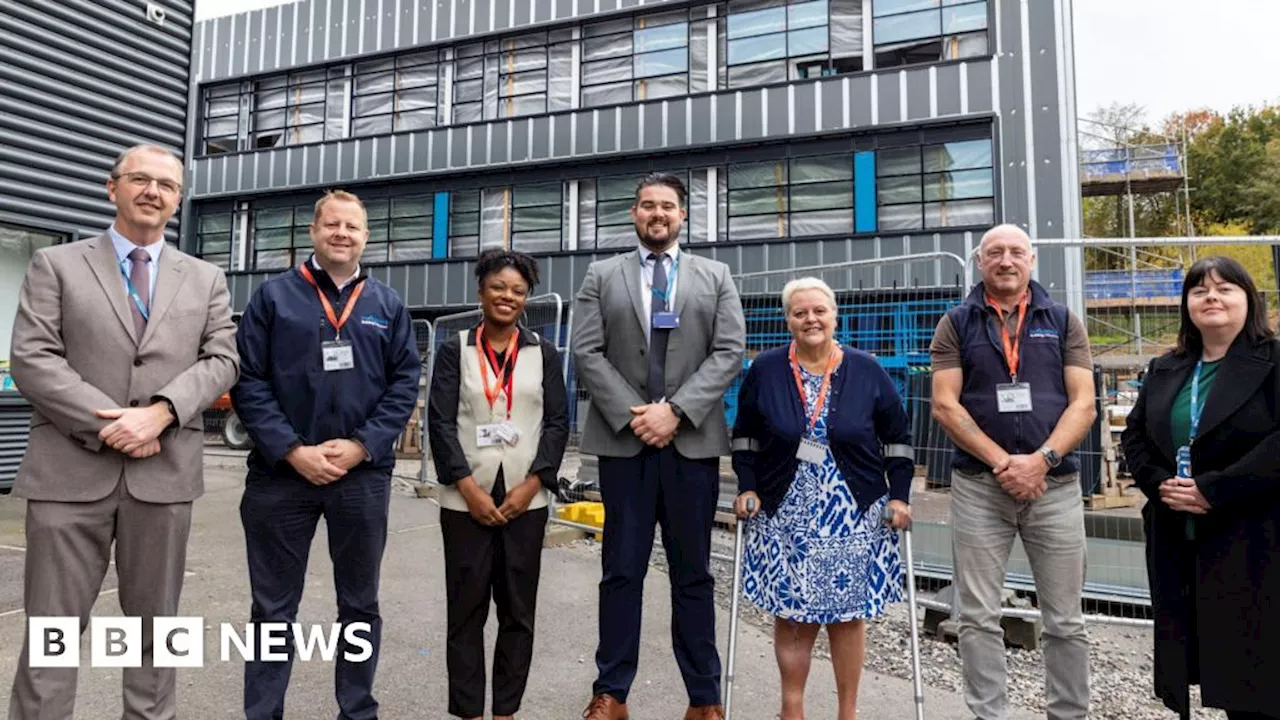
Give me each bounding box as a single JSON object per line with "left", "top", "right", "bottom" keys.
{"left": 639, "top": 244, "right": 679, "bottom": 336}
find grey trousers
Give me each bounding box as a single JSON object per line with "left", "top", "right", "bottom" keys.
{"left": 9, "top": 477, "right": 192, "bottom": 720}
{"left": 951, "top": 469, "right": 1090, "bottom": 720}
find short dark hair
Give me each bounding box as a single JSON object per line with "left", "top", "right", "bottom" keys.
{"left": 635, "top": 172, "right": 686, "bottom": 207}
{"left": 1176, "top": 255, "right": 1275, "bottom": 356}
{"left": 475, "top": 248, "right": 540, "bottom": 289}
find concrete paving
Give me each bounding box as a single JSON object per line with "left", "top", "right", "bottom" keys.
{"left": 0, "top": 456, "right": 1035, "bottom": 719}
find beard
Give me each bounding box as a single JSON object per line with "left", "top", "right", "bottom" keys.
{"left": 635, "top": 219, "right": 681, "bottom": 250}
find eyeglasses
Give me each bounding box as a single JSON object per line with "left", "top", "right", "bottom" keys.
{"left": 113, "top": 172, "right": 182, "bottom": 196}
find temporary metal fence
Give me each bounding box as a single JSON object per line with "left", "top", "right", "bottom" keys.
{"left": 416, "top": 238, "right": 1280, "bottom": 632}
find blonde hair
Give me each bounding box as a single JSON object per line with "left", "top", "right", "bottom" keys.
{"left": 781, "top": 277, "right": 837, "bottom": 315}
{"left": 312, "top": 189, "right": 368, "bottom": 227}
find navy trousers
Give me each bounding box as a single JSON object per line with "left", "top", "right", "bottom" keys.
{"left": 239, "top": 468, "right": 391, "bottom": 720}
{"left": 593, "top": 446, "right": 722, "bottom": 706}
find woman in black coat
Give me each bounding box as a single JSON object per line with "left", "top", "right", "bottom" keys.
{"left": 1121, "top": 255, "right": 1280, "bottom": 720}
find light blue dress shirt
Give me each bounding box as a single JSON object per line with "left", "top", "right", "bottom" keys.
{"left": 108, "top": 225, "right": 163, "bottom": 302}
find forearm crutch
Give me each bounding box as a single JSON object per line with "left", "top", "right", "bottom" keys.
{"left": 724, "top": 496, "right": 755, "bottom": 719}
{"left": 884, "top": 505, "right": 925, "bottom": 720}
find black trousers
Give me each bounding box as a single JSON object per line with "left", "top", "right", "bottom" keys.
{"left": 441, "top": 497, "right": 549, "bottom": 718}
{"left": 239, "top": 468, "right": 391, "bottom": 720}
{"left": 593, "top": 446, "right": 722, "bottom": 706}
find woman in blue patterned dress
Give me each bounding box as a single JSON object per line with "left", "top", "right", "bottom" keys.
{"left": 731, "top": 277, "right": 915, "bottom": 720}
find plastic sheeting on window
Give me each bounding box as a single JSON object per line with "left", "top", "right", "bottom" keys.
{"left": 830, "top": 0, "right": 863, "bottom": 58}
{"left": 790, "top": 209, "right": 853, "bottom": 237}
{"left": 690, "top": 19, "right": 710, "bottom": 93}
{"left": 480, "top": 188, "right": 508, "bottom": 250}
{"left": 925, "top": 198, "right": 994, "bottom": 229}
{"left": 729, "top": 214, "right": 788, "bottom": 240}
{"left": 578, "top": 180, "right": 598, "bottom": 248}
{"left": 548, "top": 43, "right": 574, "bottom": 112}
{"left": 943, "top": 31, "right": 987, "bottom": 60}
{"left": 690, "top": 169, "right": 709, "bottom": 243}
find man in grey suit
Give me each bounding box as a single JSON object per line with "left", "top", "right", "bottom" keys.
{"left": 7, "top": 144, "right": 240, "bottom": 720}
{"left": 573, "top": 173, "right": 746, "bottom": 720}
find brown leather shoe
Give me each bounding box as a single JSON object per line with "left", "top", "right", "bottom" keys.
{"left": 683, "top": 705, "right": 725, "bottom": 720}
{"left": 582, "top": 693, "right": 629, "bottom": 720}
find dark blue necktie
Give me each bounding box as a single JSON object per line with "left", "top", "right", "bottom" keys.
{"left": 647, "top": 253, "right": 669, "bottom": 402}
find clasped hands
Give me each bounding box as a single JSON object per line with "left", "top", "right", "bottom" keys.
{"left": 285, "top": 440, "right": 368, "bottom": 486}
{"left": 991, "top": 453, "right": 1051, "bottom": 501}
{"left": 96, "top": 401, "right": 175, "bottom": 459}
{"left": 629, "top": 402, "right": 680, "bottom": 448}
{"left": 1159, "top": 476, "right": 1211, "bottom": 514}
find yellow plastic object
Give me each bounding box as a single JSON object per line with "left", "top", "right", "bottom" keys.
{"left": 556, "top": 501, "right": 605, "bottom": 540}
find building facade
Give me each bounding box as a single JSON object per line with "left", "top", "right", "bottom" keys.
{"left": 184, "top": 0, "right": 1083, "bottom": 317}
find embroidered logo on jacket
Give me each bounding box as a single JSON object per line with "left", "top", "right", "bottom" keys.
{"left": 1027, "top": 328, "right": 1060, "bottom": 340}
{"left": 360, "top": 315, "right": 389, "bottom": 330}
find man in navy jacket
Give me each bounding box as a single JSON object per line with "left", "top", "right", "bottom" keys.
{"left": 230, "top": 189, "right": 421, "bottom": 720}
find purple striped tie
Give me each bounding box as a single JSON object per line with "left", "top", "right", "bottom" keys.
{"left": 128, "top": 247, "right": 150, "bottom": 337}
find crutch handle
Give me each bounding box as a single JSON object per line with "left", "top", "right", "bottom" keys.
{"left": 881, "top": 503, "right": 912, "bottom": 531}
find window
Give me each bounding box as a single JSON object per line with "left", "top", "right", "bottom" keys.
{"left": 581, "top": 10, "right": 713, "bottom": 107}
{"left": 577, "top": 171, "right": 700, "bottom": 249}
{"left": 387, "top": 196, "right": 435, "bottom": 261}
{"left": 446, "top": 184, "right": 564, "bottom": 254}
{"left": 197, "top": 211, "right": 237, "bottom": 270}
{"left": 250, "top": 69, "right": 346, "bottom": 149}
{"left": 250, "top": 205, "right": 312, "bottom": 269}
{"left": 722, "top": 0, "right": 864, "bottom": 90}
{"left": 454, "top": 31, "right": 575, "bottom": 123}
{"left": 872, "top": 0, "right": 988, "bottom": 68}
{"left": 352, "top": 52, "right": 444, "bottom": 136}
{"left": 203, "top": 84, "right": 245, "bottom": 155}
{"left": 876, "top": 138, "right": 995, "bottom": 230}
{"left": 510, "top": 183, "right": 563, "bottom": 253}
{"left": 449, "top": 191, "right": 481, "bottom": 257}
{"left": 727, "top": 156, "right": 854, "bottom": 240}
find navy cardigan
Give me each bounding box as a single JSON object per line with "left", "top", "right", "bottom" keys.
{"left": 731, "top": 345, "right": 915, "bottom": 518}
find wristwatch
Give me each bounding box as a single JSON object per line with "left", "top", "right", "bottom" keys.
{"left": 1038, "top": 446, "right": 1062, "bottom": 468}
{"left": 669, "top": 402, "right": 686, "bottom": 422}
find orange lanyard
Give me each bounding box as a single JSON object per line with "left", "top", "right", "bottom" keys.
{"left": 986, "top": 293, "right": 1029, "bottom": 380}
{"left": 789, "top": 342, "right": 841, "bottom": 436}
{"left": 476, "top": 324, "right": 519, "bottom": 419}
{"left": 299, "top": 264, "right": 365, "bottom": 341}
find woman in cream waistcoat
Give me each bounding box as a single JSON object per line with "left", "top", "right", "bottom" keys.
{"left": 426, "top": 248, "right": 569, "bottom": 720}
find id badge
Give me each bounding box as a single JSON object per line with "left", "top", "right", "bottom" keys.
{"left": 652, "top": 311, "right": 680, "bottom": 330}
{"left": 796, "top": 437, "right": 826, "bottom": 464}
{"left": 476, "top": 424, "right": 505, "bottom": 447}
{"left": 495, "top": 421, "right": 521, "bottom": 446}
{"left": 996, "top": 382, "right": 1033, "bottom": 413}
{"left": 1176, "top": 445, "right": 1192, "bottom": 478}
{"left": 321, "top": 341, "right": 354, "bottom": 372}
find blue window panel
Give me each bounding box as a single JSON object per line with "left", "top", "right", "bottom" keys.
{"left": 432, "top": 192, "right": 450, "bottom": 258}
{"left": 788, "top": 0, "right": 830, "bottom": 30}
{"left": 727, "top": 6, "right": 786, "bottom": 39}
{"left": 634, "top": 23, "right": 688, "bottom": 53}
{"left": 854, "top": 151, "right": 878, "bottom": 234}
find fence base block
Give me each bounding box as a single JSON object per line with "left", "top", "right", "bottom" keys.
{"left": 544, "top": 524, "right": 589, "bottom": 548}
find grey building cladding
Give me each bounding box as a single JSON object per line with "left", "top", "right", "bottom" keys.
{"left": 184, "top": 0, "right": 1082, "bottom": 315}
{"left": 0, "top": 0, "right": 194, "bottom": 242}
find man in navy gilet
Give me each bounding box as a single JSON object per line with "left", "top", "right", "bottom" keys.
{"left": 930, "top": 224, "right": 1096, "bottom": 719}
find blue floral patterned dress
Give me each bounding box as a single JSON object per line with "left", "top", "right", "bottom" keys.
{"left": 741, "top": 363, "right": 904, "bottom": 624}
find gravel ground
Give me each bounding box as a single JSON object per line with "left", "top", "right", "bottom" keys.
{"left": 619, "top": 527, "right": 1228, "bottom": 720}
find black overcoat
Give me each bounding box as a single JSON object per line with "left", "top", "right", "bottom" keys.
{"left": 1121, "top": 335, "right": 1280, "bottom": 718}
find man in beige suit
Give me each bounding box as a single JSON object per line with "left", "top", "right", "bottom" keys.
{"left": 6, "top": 144, "right": 240, "bottom": 720}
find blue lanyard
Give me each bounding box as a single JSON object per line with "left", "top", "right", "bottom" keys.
{"left": 118, "top": 261, "right": 149, "bottom": 321}
{"left": 1189, "top": 360, "right": 1205, "bottom": 441}
{"left": 642, "top": 253, "right": 678, "bottom": 303}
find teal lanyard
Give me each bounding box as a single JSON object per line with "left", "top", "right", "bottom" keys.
{"left": 118, "top": 261, "right": 149, "bottom": 321}
{"left": 643, "top": 254, "right": 679, "bottom": 304}
{"left": 1189, "top": 360, "right": 1204, "bottom": 442}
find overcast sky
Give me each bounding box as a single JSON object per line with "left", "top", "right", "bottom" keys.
{"left": 194, "top": 0, "right": 1280, "bottom": 129}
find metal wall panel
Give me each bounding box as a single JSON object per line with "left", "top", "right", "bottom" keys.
{"left": 0, "top": 396, "right": 34, "bottom": 491}
{"left": 0, "top": 0, "right": 193, "bottom": 241}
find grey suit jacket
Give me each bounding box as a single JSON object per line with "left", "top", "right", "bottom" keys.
{"left": 571, "top": 248, "right": 745, "bottom": 459}
{"left": 9, "top": 235, "right": 240, "bottom": 503}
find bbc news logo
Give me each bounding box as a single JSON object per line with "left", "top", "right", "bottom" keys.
{"left": 29, "top": 617, "right": 374, "bottom": 668}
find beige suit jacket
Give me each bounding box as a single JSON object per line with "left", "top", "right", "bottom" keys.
{"left": 9, "top": 234, "right": 240, "bottom": 504}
